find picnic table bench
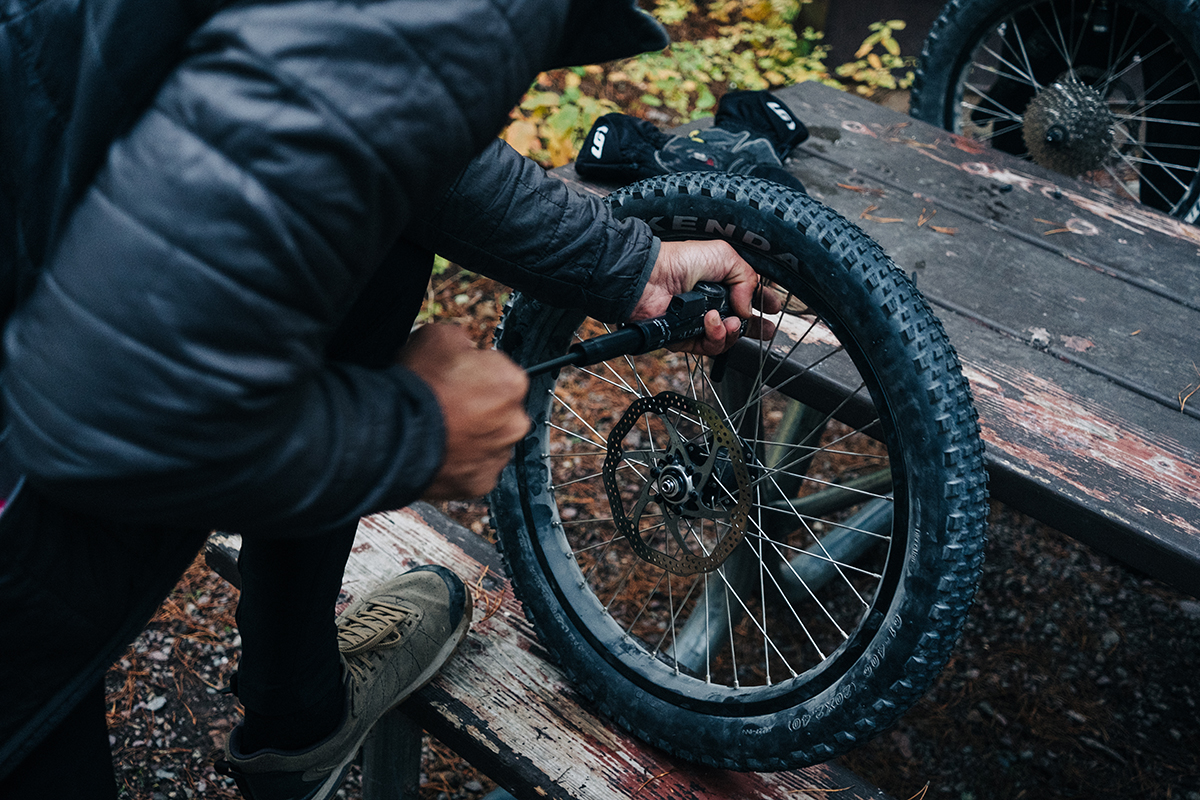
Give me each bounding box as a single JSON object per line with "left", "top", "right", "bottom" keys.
{"left": 205, "top": 506, "right": 893, "bottom": 800}
{"left": 557, "top": 80, "right": 1200, "bottom": 598}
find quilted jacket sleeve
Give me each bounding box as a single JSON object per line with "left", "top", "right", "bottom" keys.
{"left": 407, "top": 139, "right": 656, "bottom": 323}
{"left": 0, "top": 0, "right": 575, "bottom": 534}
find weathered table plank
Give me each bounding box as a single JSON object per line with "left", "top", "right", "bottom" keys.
{"left": 550, "top": 81, "right": 1200, "bottom": 594}
{"left": 207, "top": 506, "right": 894, "bottom": 800}
{"left": 776, "top": 82, "right": 1200, "bottom": 305}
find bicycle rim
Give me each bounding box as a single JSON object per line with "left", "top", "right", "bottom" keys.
{"left": 515, "top": 268, "right": 906, "bottom": 714}
{"left": 951, "top": 0, "right": 1200, "bottom": 219}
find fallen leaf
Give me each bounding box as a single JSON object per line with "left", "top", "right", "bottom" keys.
{"left": 1061, "top": 336, "right": 1095, "bottom": 352}
{"left": 838, "top": 183, "right": 884, "bottom": 196}
{"left": 502, "top": 119, "right": 541, "bottom": 156}
{"left": 930, "top": 225, "right": 958, "bottom": 235}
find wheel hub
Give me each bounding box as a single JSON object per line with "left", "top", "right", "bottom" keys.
{"left": 1023, "top": 74, "right": 1116, "bottom": 176}
{"left": 602, "top": 391, "right": 751, "bottom": 576}
{"left": 655, "top": 463, "right": 695, "bottom": 505}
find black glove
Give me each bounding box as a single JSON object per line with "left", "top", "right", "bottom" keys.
{"left": 576, "top": 90, "right": 808, "bottom": 193}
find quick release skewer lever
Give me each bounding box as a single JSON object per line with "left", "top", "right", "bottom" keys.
{"left": 525, "top": 281, "right": 734, "bottom": 378}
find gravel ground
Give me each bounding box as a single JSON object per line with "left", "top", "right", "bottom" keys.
{"left": 102, "top": 498, "right": 1199, "bottom": 800}
{"left": 842, "top": 503, "right": 1200, "bottom": 800}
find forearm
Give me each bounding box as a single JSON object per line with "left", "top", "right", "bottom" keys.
{"left": 406, "top": 139, "right": 658, "bottom": 323}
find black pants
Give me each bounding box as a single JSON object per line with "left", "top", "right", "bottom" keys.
{"left": 3, "top": 523, "right": 359, "bottom": 799}
{"left": 0, "top": 242, "right": 435, "bottom": 797}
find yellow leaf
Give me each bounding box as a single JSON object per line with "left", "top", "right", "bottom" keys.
{"left": 564, "top": 71, "right": 582, "bottom": 90}
{"left": 502, "top": 119, "right": 542, "bottom": 157}
{"left": 546, "top": 134, "right": 577, "bottom": 168}
{"left": 743, "top": 0, "right": 773, "bottom": 22}
{"left": 868, "top": 53, "right": 883, "bottom": 70}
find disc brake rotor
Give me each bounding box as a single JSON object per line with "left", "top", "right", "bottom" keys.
{"left": 601, "top": 391, "right": 751, "bottom": 576}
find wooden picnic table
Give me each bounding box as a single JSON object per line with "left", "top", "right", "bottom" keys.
{"left": 556, "top": 80, "right": 1200, "bottom": 596}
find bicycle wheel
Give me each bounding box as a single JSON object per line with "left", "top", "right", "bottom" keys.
{"left": 910, "top": 0, "right": 1200, "bottom": 221}
{"left": 488, "top": 173, "right": 988, "bottom": 770}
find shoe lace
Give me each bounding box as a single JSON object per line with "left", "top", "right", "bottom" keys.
{"left": 337, "top": 599, "right": 412, "bottom": 655}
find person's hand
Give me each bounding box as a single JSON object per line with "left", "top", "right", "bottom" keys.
{"left": 630, "top": 239, "right": 783, "bottom": 356}
{"left": 401, "top": 324, "right": 530, "bottom": 500}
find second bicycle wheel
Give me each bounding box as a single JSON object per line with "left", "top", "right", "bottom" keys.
{"left": 489, "top": 173, "right": 989, "bottom": 770}
{"left": 910, "top": 0, "right": 1200, "bottom": 221}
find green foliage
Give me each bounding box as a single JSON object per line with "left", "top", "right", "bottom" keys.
{"left": 834, "top": 20, "right": 916, "bottom": 94}
{"left": 503, "top": 69, "right": 620, "bottom": 166}
{"left": 502, "top": 1, "right": 913, "bottom": 166}
{"left": 617, "top": 0, "right": 834, "bottom": 120}
{"left": 654, "top": 0, "right": 699, "bottom": 24}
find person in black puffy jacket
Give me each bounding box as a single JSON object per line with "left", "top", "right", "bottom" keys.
{"left": 0, "top": 0, "right": 781, "bottom": 796}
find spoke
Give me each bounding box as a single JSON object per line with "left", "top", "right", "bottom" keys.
{"left": 1107, "top": 140, "right": 1181, "bottom": 207}
{"left": 737, "top": 437, "right": 887, "bottom": 461}
{"left": 571, "top": 532, "right": 624, "bottom": 555}
{"left": 551, "top": 469, "right": 607, "bottom": 490}
{"left": 627, "top": 567, "right": 671, "bottom": 638}
{"left": 751, "top": 463, "right": 871, "bottom": 605}
{"left": 1136, "top": 59, "right": 1190, "bottom": 105}
{"left": 703, "top": 570, "right": 713, "bottom": 682}
{"left": 765, "top": 512, "right": 893, "bottom": 542}
{"left": 1010, "top": 16, "right": 1044, "bottom": 93}
{"left": 552, "top": 395, "right": 654, "bottom": 483}
{"left": 742, "top": 530, "right": 884, "bottom": 579}
{"left": 546, "top": 448, "right": 608, "bottom": 458}
{"left": 1113, "top": 151, "right": 1199, "bottom": 172}
{"left": 547, "top": 419, "right": 605, "bottom": 451}
{"left": 771, "top": 536, "right": 860, "bottom": 637}
{"left": 749, "top": 343, "right": 849, "bottom": 414}
{"left": 978, "top": 120, "right": 1028, "bottom": 142}
{"left": 1124, "top": 143, "right": 1195, "bottom": 193}
{"left": 962, "top": 94, "right": 1025, "bottom": 124}
{"left": 756, "top": 470, "right": 895, "bottom": 502}
{"left": 550, "top": 394, "right": 612, "bottom": 450}
{"left": 1104, "top": 35, "right": 1171, "bottom": 88}
{"left": 1065, "top": 0, "right": 1088, "bottom": 66}
{"left": 1101, "top": 12, "right": 1148, "bottom": 93}
{"left": 974, "top": 44, "right": 1041, "bottom": 89}
{"left": 1112, "top": 111, "right": 1200, "bottom": 128}
{"left": 681, "top": 517, "right": 798, "bottom": 679}
{"left": 1032, "top": 0, "right": 1075, "bottom": 69}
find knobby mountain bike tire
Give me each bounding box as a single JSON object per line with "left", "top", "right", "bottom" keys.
{"left": 488, "top": 173, "right": 989, "bottom": 770}
{"left": 910, "top": 0, "right": 1200, "bottom": 222}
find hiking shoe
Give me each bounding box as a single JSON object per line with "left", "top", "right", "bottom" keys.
{"left": 218, "top": 565, "right": 472, "bottom": 800}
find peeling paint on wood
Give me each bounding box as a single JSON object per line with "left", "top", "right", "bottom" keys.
{"left": 346, "top": 507, "right": 893, "bottom": 800}
{"left": 962, "top": 363, "right": 1200, "bottom": 541}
